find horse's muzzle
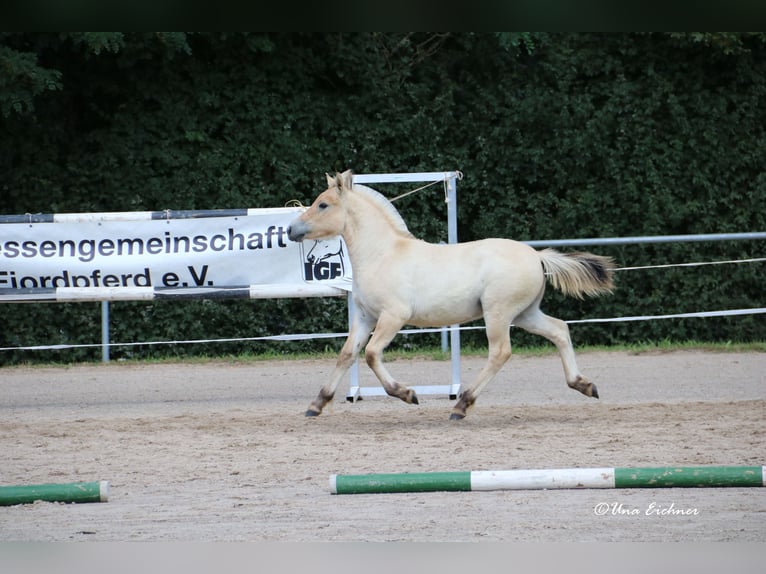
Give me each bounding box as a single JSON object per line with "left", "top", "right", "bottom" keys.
{"left": 287, "top": 221, "right": 308, "bottom": 242}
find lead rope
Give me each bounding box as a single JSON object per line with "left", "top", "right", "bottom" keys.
{"left": 389, "top": 179, "right": 442, "bottom": 202}
{"left": 390, "top": 171, "right": 463, "bottom": 203}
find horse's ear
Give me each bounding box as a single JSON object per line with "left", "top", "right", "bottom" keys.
{"left": 338, "top": 169, "right": 354, "bottom": 192}
{"left": 326, "top": 173, "right": 335, "bottom": 188}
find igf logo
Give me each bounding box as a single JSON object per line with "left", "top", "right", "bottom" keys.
{"left": 301, "top": 238, "right": 346, "bottom": 281}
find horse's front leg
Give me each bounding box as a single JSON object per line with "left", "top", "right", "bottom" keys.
{"left": 305, "top": 314, "right": 373, "bottom": 417}
{"left": 365, "top": 312, "right": 419, "bottom": 406}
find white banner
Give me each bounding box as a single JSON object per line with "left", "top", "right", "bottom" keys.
{"left": 0, "top": 208, "right": 351, "bottom": 297}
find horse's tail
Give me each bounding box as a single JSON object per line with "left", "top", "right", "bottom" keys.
{"left": 538, "top": 248, "right": 616, "bottom": 299}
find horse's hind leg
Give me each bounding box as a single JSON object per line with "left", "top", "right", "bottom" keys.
{"left": 365, "top": 312, "right": 419, "bottom": 406}
{"left": 450, "top": 317, "right": 512, "bottom": 420}
{"left": 514, "top": 307, "right": 599, "bottom": 399}
{"left": 305, "top": 312, "right": 374, "bottom": 416}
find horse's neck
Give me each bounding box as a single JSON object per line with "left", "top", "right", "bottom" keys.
{"left": 343, "top": 192, "right": 410, "bottom": 266}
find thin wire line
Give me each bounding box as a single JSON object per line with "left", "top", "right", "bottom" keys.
{"left": 616, "top": 257, "right": 766, "bottom": 271}
{"left": 2, "top": 308, "right": 764, "bottom": 353}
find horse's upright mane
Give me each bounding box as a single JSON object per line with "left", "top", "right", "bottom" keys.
{"left": 352, "top": 184, "right": 414, "bottom": 237}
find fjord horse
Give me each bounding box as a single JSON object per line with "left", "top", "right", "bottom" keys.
{"left": 287, "top": 170, "right": 615, "bottom": 419}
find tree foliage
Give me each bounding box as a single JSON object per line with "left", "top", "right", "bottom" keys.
{"left": 1, "top": 32, "right": 764, "bottom": 364}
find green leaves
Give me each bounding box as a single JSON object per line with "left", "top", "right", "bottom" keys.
{"left": 0, "top": 44, "right": 62, "bottom": 117}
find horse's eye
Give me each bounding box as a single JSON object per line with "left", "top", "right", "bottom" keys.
{"left": 318, "top": 202, "right": 329, "bottom": 210}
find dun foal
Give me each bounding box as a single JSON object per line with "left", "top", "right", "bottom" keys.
{"left": 288, "top": 170, "right": 615, "bottom": 419}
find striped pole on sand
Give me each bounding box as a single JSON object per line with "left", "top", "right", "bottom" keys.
{"left": 330, "top": 466, "right": 765, "bottom": 494}
{"left": 0, "top": 481, "right": 109, "bottom": 505}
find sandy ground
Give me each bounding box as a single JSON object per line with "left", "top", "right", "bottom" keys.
{"left": 0, "top": 349, "right": 764, "bottom": 542}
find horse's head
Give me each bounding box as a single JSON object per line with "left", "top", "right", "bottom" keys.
{"left": 287, "top": 170, "right": 353, "bottom": 242}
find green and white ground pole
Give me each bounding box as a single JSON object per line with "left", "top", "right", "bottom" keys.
{"left": 330, "top": 466, "right": 765, "bottom": 494}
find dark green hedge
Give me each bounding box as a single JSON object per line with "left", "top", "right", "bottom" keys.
{"left": 1, "top": 33, "right": 764, "bottom": 364}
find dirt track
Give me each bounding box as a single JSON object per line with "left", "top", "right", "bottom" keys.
{"left": 1, "top": 350, "right": 764, "bottom": 541}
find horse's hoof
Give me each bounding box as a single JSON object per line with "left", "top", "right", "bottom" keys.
{"left": 591, "top": 384, "right": 599, "bottom": 399}
{"left": 305, "top": 409, "right": 321, "bottom": 417}
{"left": 449, "top": 412, "right": 465, "bottom": 421}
